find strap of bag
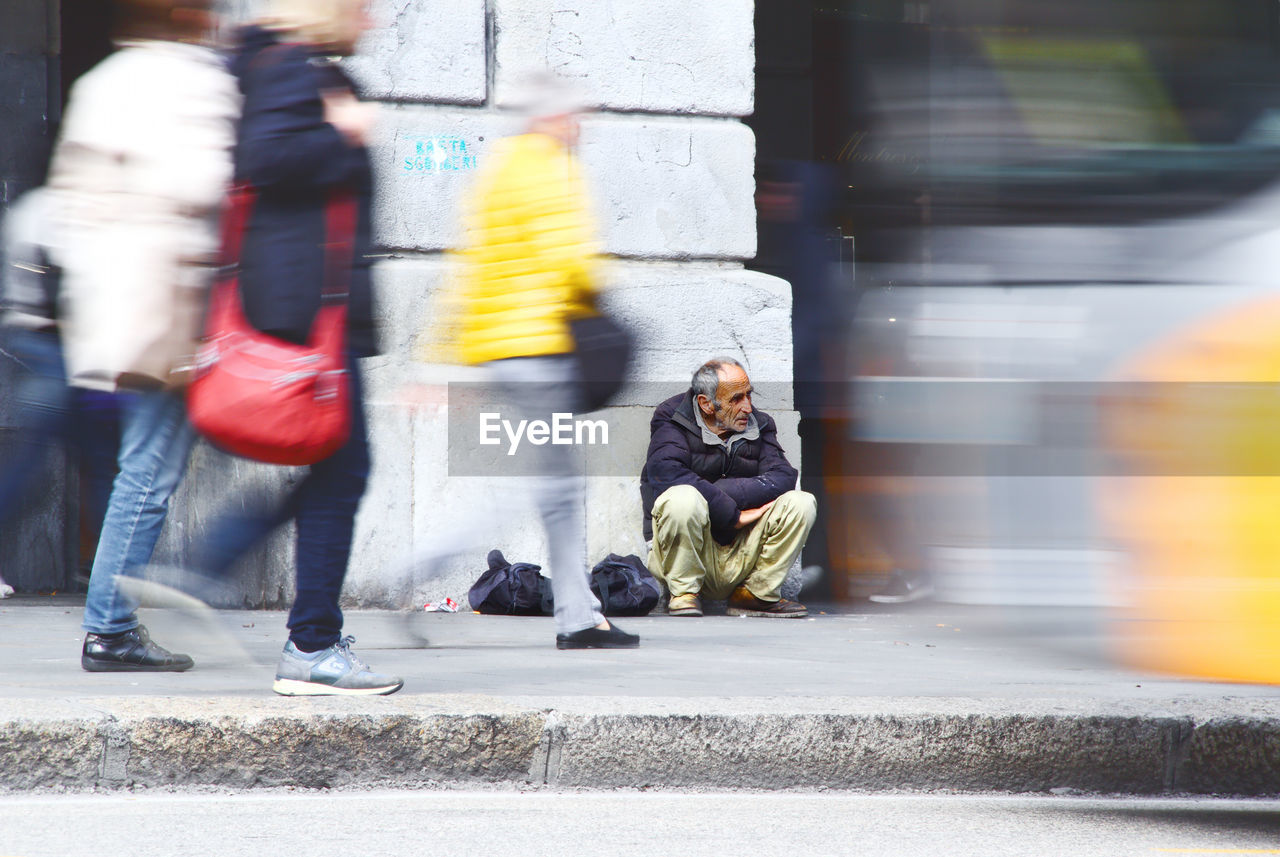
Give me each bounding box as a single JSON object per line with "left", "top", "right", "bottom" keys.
{"left": 592, "top": 569, "right": 613, "bottom": 611}
{"left": 218, "top": 184, "right": 357, "bottom": 305}
{"left": 322, "top": 192, "right": 357, "bottom": 304}
{"left": 218, "top": 184, "right": 255, "bottom": 271}
{"left": 224, "top": 38, "right": 358, "bottom": 302}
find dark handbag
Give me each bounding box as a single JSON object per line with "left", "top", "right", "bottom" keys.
{"left": 590, "top": 553, "right": 661, "bottom": 616}
{"left": 187, "top": 185, "right": 354, "bottom": 466}
{"left": 468, "top": 549, "right": 552, "bottom": 615}
{"left": 569, "top": 310, "right": 633, "bottom": 412}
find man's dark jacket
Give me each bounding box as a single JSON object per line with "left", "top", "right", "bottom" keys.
{"left": 230, "top": 26, "right": 379, "bottom": 357}
{"left": 641, "top": 391, "right": 798, "bottom": 545}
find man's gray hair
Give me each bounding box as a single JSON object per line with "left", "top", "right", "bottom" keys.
{"left": 691, "top": 357, "right": 745, "bottom": 403}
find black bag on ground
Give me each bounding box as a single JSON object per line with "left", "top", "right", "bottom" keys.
{"left": 468, "top": 549, "right": 552, "bottom": 615}
{"left": 569, "top": 311, "right": 633, "bottom": 412}
{"left": 590, "top": 553, "right": 661, "bottom": 616}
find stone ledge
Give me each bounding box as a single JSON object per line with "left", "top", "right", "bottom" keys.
{"left": 4, "top": 698, "right": 1278, "bottom": 795}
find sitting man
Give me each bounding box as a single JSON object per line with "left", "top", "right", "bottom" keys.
{"left": 641, "top": 357, "right": 816, "bottom": 617}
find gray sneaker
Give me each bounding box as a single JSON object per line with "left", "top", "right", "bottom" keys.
{"left": 272, "top": 636, "right": 404, "bottom": 696}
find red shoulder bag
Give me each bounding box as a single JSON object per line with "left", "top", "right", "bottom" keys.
{"left": 187, "top": 185, "right": 354, "bottom": 466}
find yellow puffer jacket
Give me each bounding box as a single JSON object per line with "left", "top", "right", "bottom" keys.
{"left": 450, "top": 132, "right": 602, "bottom": 365}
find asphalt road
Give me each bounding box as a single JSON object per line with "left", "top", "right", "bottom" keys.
{"left": 1, "top": 791, "right": 1277, "bottom": 857}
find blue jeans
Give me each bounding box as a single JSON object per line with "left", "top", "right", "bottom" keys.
{"left": 193, "top": 362, "right": 369, "bottom": 652}
{"left": 81, "top": 389, "right": 196, "bottom": 635}
{"left": 0, "top": 328, "right": 117, "bottom": 541}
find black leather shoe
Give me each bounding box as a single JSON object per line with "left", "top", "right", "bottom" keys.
{"left": 81, "top": 625, "right": 194, "bottom": 672}
{"left": 556, "top": 622, "right": 640, "bottom": 650}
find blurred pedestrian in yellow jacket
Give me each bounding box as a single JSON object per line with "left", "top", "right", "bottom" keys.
{"left": 419, "top": 74, "right": 639, "bottom": 650}
{"left": 452, "top": 126, "right": 600, "bottom": 365}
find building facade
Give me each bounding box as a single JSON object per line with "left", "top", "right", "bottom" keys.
{"left": 0, "top": 0, "right": 801, "bottom": 606}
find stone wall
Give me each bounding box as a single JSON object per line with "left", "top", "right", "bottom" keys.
{"left": 161, "top": 0, "right": 796, "bottom": 609}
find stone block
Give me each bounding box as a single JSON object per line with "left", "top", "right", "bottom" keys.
{"left": 493, "top": 0, "right": 754, "bottom": 116}
{"left": 346, "top": 0, "right": 488, "bottom": 104}
{"left": 47, "top": 701, "right": 547, "bottom": 789}
{"left": 601, "top": 261, "right": 794, "bottom": 399}
{"left": 547, "top": 711, "right": 1178, "bottom": 793}
{"left": 215, "top": 0, "right": 486, "bottom": 103}
{"left": 362, "top": 256, "right": 793, "bottom": 394}
{"left": 370, "top": 109, "right": 756, "bottom": 261}
{"left": 369, "top": 107, "right": 520, "bottom": 253}
{"left": 362, "top": 255, "right": 445, "bottom": 399}
{"left": 1176, "top": 717, "right": 1280, "bottom": 794}
{"left": 579, "top": 116, "right": 756, "bottom": 260}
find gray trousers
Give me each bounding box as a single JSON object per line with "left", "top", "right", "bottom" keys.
{"left": 648, "top": 486, "right": 816, "bottom": 601}
{"left": 486, "top": 355, "right": 604, "bottom": 634}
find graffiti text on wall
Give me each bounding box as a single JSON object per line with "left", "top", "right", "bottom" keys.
{"left": 403, "top": 137, "right": 478, "bottom": 173}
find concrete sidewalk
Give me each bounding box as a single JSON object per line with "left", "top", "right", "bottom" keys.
{"left": 2, "top": 596, "right": 1278, "bottom": 795}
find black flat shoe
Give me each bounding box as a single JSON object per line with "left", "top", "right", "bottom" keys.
{"left": 556, "top": 622, "right": 640, "bottom": 650}
{"left": 81, "top": 624, "right": 194, "bottom": 672}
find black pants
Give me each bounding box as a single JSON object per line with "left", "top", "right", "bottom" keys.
{"left": 195, "top": 360, "right": 369, "bottom": 651}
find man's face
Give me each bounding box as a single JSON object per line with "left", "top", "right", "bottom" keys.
{"left": 700, "top": 365, "right": 754, "bottom": 436}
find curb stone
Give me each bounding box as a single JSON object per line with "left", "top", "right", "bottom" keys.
{"left": 3, "top": 698, "right": 1279, "bottom": 795}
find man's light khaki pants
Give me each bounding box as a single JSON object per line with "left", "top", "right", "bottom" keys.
{"left": 647, "top": 485, "right": 817, "bottom": 601}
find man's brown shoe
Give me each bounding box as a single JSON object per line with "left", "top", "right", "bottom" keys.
{"left": 667, "top": 593, "right": 703, "bottom": 616}
{"left": 726, "top": 585, "right": 807, "bottom": 618}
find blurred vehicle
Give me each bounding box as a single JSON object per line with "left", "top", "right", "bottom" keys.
{"left": 832, "top": 0, "right": 1280, "bottom": 681}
